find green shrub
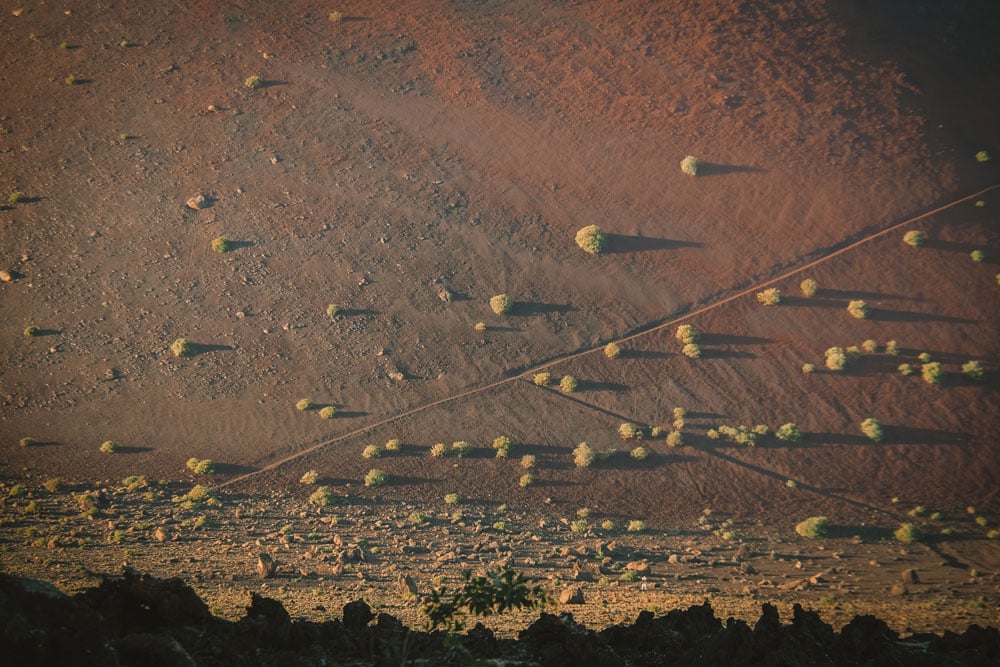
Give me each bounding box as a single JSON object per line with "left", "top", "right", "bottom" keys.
{"left": 326, "top": 304, "right": 341, "bottom": 318}
{"left": 627, "top": 520, "right": 645, "bottom": 533}
{"left": 672, "top": 416, "right": 685, "bottom": 430}
{"left": 845, "top": 346, "right": 861, "bottom": 361}
{"left": 318, "top": 406, "right": 336, "bottom": 419}
{"left": 451, "top": 441, "right": 473, "bottom": 457}
{"left": 775, "top": 423, "right": 802, "bottom": 442}
{"left": 825, "top": 347, "right": 846, "bottom": 371}
{"left": 860, "top": 417, "right": 883, "bottom": 442}
{"left": 65, "top": 75, "right": 79, "bottom": 86}
{"left": 800, "top": 278, "right": 818, "bottom": 297}
{"left": 328, "top": 11, "right": 344, "bottom": 22}
{"left": 385, "top": 438, "right": 402, "bottom": 452}
{"left": 8, "top": 191, "right": 26, "bottom": 205}
{"left": 847, "top": 300, "right": 869, "bottom": 319}
{"left": 601, "top": 519, "right": 615, "bottom": 531}
{"left": 918, "top": 352, "right": 932, "bottom": 363}
{"left": 650, "top": 426, "right": 666, "bottom": 437}
{"left": 675, "top": 324, "right": 700, "bottom": 344}
{"left": 533, "top": 372, "right": 552, "bottom": 386}
{"left": 630, "top": 446, "right": 648, "bottom": 460}
{"left": 364, "top": 469, "right": 388, "bottom": 487}
{"left": 419, "top": 568, "right": 548, "bottom": 632}
{"left": 559, "top": 375, "right": 578, "bottom": 393}
{"left": 573, "top": 442, "right": 595, "bottom": 468}
{"left": 604, "top": 342, "right": 622, "bottom": 359}
{"left": 171, "top": 338, "right": 194, "bottom": 357}
{"left": 309, "top": 486, "right": 335, "bottom": 506}
{"left": 921, "top": 362, "right": 943, "bottom": 384}
{"left": 618, "top": 422, "right": 642, "bottom": 440}
{"left": 211, "top": 237, "right": 232, "bottom": 253}
{"left": 894, "top": 522, "right": 922, "bottom": 544}
{"left": 680, "top": 155, "right": 700, "bottom": 176}
{"left": 444, "top": 493, "right": 460, "bottom": 505}
{"left": 903, "top": 230, "right": 926, "bottom": 247}
{"left": 786, "top": 479, "right": 798, "bottom": 489}
{"left": 492, "top": 436, "right": 513, "bottom": 458}
{"left": 970, "top": 250, "right": 985, "bottom": 263}
{"left": 885, "top": 340, "right": 900, "bottom": 355}
{"left": 186, "top": 457, "right": 214, "bottom": 474}
{"left": 673, "top": 407, "right": 686, "bottom": 419}
{"left": 756, "top": 288, "right": 781, "bottom": 306}
{"left": 682, "top": 343, "right": 702, "bottom": 359}
{"left": 362, "top": 444, "right": 381, "bottom": 459}
{"left": 489, "top": 294, "right": 514, "bottom": 315}
{"left": 861, "top": 339, "right": 878, "bottom": 353}
{"left": 962, "top": 360, "right": 984, "bottom": 381}
{"left": 575, "top": 225, "right": 608, "bottom": 254}
{"left": 474, "top": 321, "right": 486, "bottom": 332}
{"left": 44, "top": 478, "right": 62, "bottom": 493}
{"left": 409, "top": 512, "right": 428, "bottom": 525}
{"left": 19, "top": 437, "right": 35, "bottom": 448}
{"left": 898, "top": 363, "right": 913, "bottom": 376}
{"left": 244, "top": 75, "right": 263, "bottom": 89}
{"left": 430, "top": 443, "right": 447, "bottom": 457}
{"left": 665, "top": 431, "right": 683, "bottom": 448}
{"left": 23, "top": 326, "right": 40, "bottom": 337}
{"left": 520, "top": 454, "right": 536, "bottom": 469}
{"left": 100, "top": 440, "right": 118, "bottom": 454}
{"left": 976, "top": 150, "right": 991, "bottom": 162}
{"left": 795, "top": 516, "right": 829, "bottom": 539}
{"left": 519, "top": 473, "right": 533, "bottom": 488}
{"left": 300, "top": 469, "right": 320, "bottom": 484}
{"left": 570, "top": 519, "right": 588, "bottom": 533}
{"left": 296, "top": 398, "right": 313, "bottom": 411}
{"left": 802, "top": 362, "right": 816, "bottom": 374}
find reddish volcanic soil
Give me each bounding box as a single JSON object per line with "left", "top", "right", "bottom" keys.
{"left": 1, "top": 0, "right": 998, "bottom": 633}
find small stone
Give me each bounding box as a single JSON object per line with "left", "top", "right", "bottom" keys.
{"left": 154, "top": 527, "right": 168, "bottom": 542}
{"left": 0, "top": 269, "right": 13, "bottom": 282}
{"left": 890, "top": 583, "right": 908, "bottom": 596}
{"left": 186, "top": 194, "right": 209, "bottom": 210}
{"left": 398, "top": 574, "right": 418, "bottom": 597}
{"left": 902, "top": 568, "right": 919, "bottom": 584}
{"left": 667, "top": 554, "right": 679, "bottom": 564}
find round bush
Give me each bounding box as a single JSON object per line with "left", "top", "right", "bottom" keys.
{"left": 756, "top": 288, "right": 781, "bottom": 306}
{"left": 775, "top": 423, "right": 802, "bottom": 442}
{"left": 489, "top": 294, "right": 514, "bottom": 315}
{"left": 300, "top": 470, "right": 320, "bottom": 485}
{"left": 309, "top": 486, "right": 335, "bottom": 506}
{"left": 326, "top": 304, "right": 341, "bottom": 318}
{"left": 559, "top": 375, "right": 579, "bottom": 393}
{"left": 519, "top": 473, "right": 534, "bottom": 488}
{"left": 362, "top": 444, "right": 381, "bottom": 459}
{"left": 860, "top": 417, "right": 883, "bottom": 442}
{"left": 211, "top": 237, "right": 232, "bottom": 253}
{"left": 520, "top": 454, "right": 536, "bottom": 469}
{"left": 296, "top": 398, "right": 313, "bottom": 411}
{"left": 492, "top": 436, "right": 513, "bottom": 458}
{"left": 318, "top": 406, "right": 336, "bottom": 419}
{"left": 847, "top": 300, "right": 869, "bottom": 319}
{"left": 921, "top": 362, "right": 943, "bottom": 384}
{"left": 364, "top": 469, "right": 388, "bottom": 487}
{"left": 962, "top": 360, "right": 984, "bottom": 381}
{"left": 675, "top": 324, "right": 700, "bottom": 344}
{"left": 800, "top": 278, "right": 818, "bottom": 297}
{"left": 903, "top": 230, "right": 925, "bottom": 247}
{"left": 682, "top": 343, "right": 701, "bottom": 359}
{"left": 100, "top": 440, "right": 118, "bottom": 454}
{"left": 171, "top": 338, "right": 194, "bottom": 357}
{"left": 795, "top": 516, "right": 830, "bottom": 539}
{"left": 575, "top": 225, "right": 608, "bottom": 254}
{"left": 894, "top": 522, "right": 922, "bottom": 544}
{"left": 244, "top": 75, "right": 263, "bottom": 90}
{"left": 573, "top": 442, "right": 595, "bottom": 468}
{"left": 618, "top": 422, "right": 642, "bottom": 440}
{"left": 680, "top": 155, "right": 700, "bottom": 176}
{"left": 604, "top": 342, "right": 622, "bottom": 359}
{"left": 533, "top": 372, "right": 552, "bottom": 386}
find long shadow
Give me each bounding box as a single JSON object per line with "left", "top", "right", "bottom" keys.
{"left": 697, "top": 162, "right": 765, "bottom": 177}
{"left": 514, "top": 301, "right": 575, "bottom": 316}
{"left": 388, "top": 475, "right": 438, "bottom": 487}
{"left": 623, "top": 349, "right": 671, "bottom": 360}
{"left": 780, "top": 296, "right": 846, "bottom": 308}
{"left": 579, "top": 380, "right": 629, "bottom": 393}
{"left": 701, "top": 349, "right": 755, "bottom": 360}
{"left": 30, "top": 328, "right": 62, "bottom": 337}
{"left": 925, "top": 239, "right": 983, "bottom": 253}
{"left": 817, "top": 288, "right": 918, "bottom": 302}
{"left": 333, "top": 410, "right": 368, "bottom": 419}
{"left": 827, "top": 525, "right": 894, "bottom": 541}
{"left": 23, "top": 440, "right": 61, "bottom": 448}
{"left": 533, "top": 478, "right": 582, "bottom": 488}
{"left": 605, "top": 234, "right": 702, "bottom": 254}
{"left": 227, "top": 240, "right": 254, "bottom": 251}
{"left": 487, "top": 326, "right": 524, "bottom": 334}
{"left": 699, "top": 333, "right": 774, "bottom": 346}
{"left": 114, "top": 446, "right": 154, "bottom": 455}
{"left": 687, "top": 411, "right": 725, "bottom": 421}
{"left": 884, "top": 425, "right": 971, "bottom": 446}
{"left": 338, "top": 308, "right": 379, "bottom": 317}
{"left": 188, "top": 343, "right": 234, "bottom": 357}
{"left": 870, "top": 309, "right": 976, "bottom": 324}
{"left": 211, "top": 462, "right": 258, "bottom": 475}
{"left": 258, "top": 80, "right": 289, "bottom": 89}
{"left": 807, "top": 432, "right": 882, "bottom": 446}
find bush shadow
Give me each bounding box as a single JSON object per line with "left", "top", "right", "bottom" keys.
{"left": 211, "top": 462, "right": 258, "bottom": 475}
{"left": 870, "top": 309, "right": 976, "bottom": 324}
{"left": 699, "top": 334, "right": 774, "bottom": 346}
{"left": 605, "top": 234, "right": 702, "bottom": 254}
{"left": 883, "top": 425, "right": 971, "bottom": 446}
{"left": 697, "top": 162, "right": 766, "bottom": 177}
{"left": 513, "top": 302, "right": 575, "bottom": 316}
{"left": 817, "top": 288, "right": 918, "bottom": 302}
{"left": 114, "top": 446, "right": 154, "bottom": 455}
{"left": 579, "top": 380, "right": 629, "bottom": 393}
{"left": 623, "top": 349, "right": 671, "bottom": 360}
{"left": 186, "top": 343, "right": 234, "bottom": 357}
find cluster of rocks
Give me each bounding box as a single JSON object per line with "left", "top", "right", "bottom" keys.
{"left": 2, "top": 570, "right": 997, "bottom": 665}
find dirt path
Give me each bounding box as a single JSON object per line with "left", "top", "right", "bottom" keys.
{"left": 217, "top": 183, "right": 998, "bottom": 492}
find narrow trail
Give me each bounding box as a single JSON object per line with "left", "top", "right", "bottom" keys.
{"left": 215, "top": 184, "right": 998, "bottom": 491}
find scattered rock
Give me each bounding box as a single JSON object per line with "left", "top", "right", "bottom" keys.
{"left": 902, "top": 568, "right": 919, "bottom": 584}
{"left": 154, "top": 527, "right": 168, "bottom": 542}
{"left": 0, "top": 269, "right": 13, "bottom": 282}
{"left": 890, "top": 583, "right": 908, "bottom": 596}
{"left": 398, "top": 574, "right": 418, "bottom": 598}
